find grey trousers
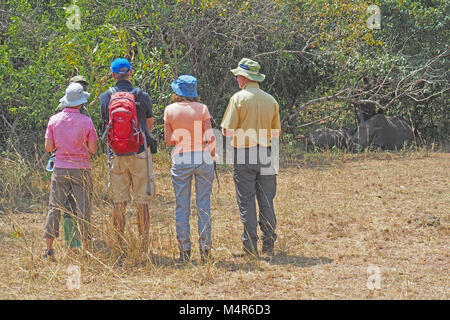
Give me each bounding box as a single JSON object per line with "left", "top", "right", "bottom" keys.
{"left": 171, "top": 151, "right": 214, "bottom": 252}
{"left": 233, "top": 163, "right": 277, "bottom": 254}
{"left": 44, "top": 168, "right": 92, "bottom": 241}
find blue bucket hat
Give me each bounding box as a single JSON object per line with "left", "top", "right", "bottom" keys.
{"left": 171, "top": 75, "right": 198, "bottom": 98}
{"left": 110, "top": 58, "right": 132, "bottom": 74}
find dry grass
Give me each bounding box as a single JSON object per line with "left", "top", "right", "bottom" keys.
{"left": 0, "top": 149, "right": 449, "bottom": 299}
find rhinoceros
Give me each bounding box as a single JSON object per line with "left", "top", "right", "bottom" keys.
{"left": 350, "top": 114, "right": 414, "bottom": 151}
{"left": 307, "top": 128, "right": 351, "bottom": 150}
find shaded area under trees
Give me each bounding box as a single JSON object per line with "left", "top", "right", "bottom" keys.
{"left": 0, "top": 0, "right": 448, "bottom": 161}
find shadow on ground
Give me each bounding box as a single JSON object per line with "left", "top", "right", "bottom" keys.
{"left": 265, "top": 253, "right": 333, "bottom": 267}
{"left": 213, "top": 252, "right": 334, "bottom": 272}
{"left": 110, "top": 252, "right": 333, "bottom": 271}
{"left": 89, "top": 243, "right": 334, "bottom": 271}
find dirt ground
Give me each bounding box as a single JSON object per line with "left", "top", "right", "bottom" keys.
{"left": 0, "top": 152, "right": 448, "bottom": 299}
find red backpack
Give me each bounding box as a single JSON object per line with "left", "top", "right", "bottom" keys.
{"left": 104, "top": 87, "right": 143, "bottom": 155}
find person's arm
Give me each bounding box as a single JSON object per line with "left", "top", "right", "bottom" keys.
{"left": 272, "top": 130, "right": 281, "bottom": 138}
{"left": 202, "top": 105, "right": 216, "bottom": 157}
{"left": 45, "top": 139, "right": 55, "bottom": 153}
{"left": 271, "top": 101, "right": 281, "bottom": 138}
{"left": 147, "top": 117, "right": 154, "bottom": 131}
{"left": 139, "top": 91, "right": 154, "bottom": 134}
{"left": 44, "top": 119, "right": 55, "bottom": 153}
{"left": 163, "top": 107, "right": 175, "bottom": 146}
{"left": 203, "top": 118, "right": 216, "bottom": 157}
{"left": 221, "top": 98, "right": 239, "bottom": 138}
{"left": 85, "top": 140, "right": 97, "bottom": 154}
{"left": 85, "top": 119, "right": 99, "bottom": 154}
{"left": 99, "top": 92, "right": 110, "bottom": 132}
{"left": 164, "top": 121, "right": 175, "bottom": 146}
{"left": 222, "top": 128, "right": 235, "bottom": 137}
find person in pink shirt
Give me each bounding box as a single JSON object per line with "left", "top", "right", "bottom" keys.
{"left": 43, "top": 82, "right": 98, "bottom": 259}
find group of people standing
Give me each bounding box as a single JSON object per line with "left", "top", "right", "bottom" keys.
{"left": 42, "top": 57, "right": 281, "bottom": 265}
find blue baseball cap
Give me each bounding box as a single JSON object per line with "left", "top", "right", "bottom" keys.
{"left": 171, "top": 75, "right": 198, "bottom": 98}
{"left": 110, "top": 58, "right": 131, "bottom": 74}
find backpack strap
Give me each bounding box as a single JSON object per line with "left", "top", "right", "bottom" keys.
{"left": 101, "top": 122, "right": 112, "bottom": 141}
{"left": 141, "top": 132, "right": 152, "bottom": 196}
{"left": 107, "top": 87, "right": 117, "bottom": 98}
{"left": 131, "top": 87, "right": 142, "bottom": 106}
{"left": 132, "top": 87, "right": 151, "bottom": 195}
{"left": 107, "top": 87, "right": 140, "bottom": 102}
{"left": 105, "top": 145, "right": 112, "bottom": 192}
{"left": 102, "top": 87, "right": 117, "bottom": 140}
{"left": 130, "top": 88, "right": 150, "bottom": 131}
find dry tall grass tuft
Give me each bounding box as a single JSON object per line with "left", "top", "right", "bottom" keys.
{"left": 0, "top": 149, "right": 448, "bottom": 299}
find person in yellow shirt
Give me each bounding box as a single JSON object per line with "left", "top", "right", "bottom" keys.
{"left": 221, "top": 58, "right": 281, "bottom": 259}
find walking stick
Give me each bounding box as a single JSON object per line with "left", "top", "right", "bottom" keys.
{"left": 214, "top": 161, "right": 220, "bottom": 190}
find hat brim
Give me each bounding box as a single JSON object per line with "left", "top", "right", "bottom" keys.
{"left": 72, "top": 80, "right": 89, "bottom": 87}
{"left": 113, "top": 69, "right": 131, "bottom": 74}
{"left": 171, "top": 81, "right": 198, "bottom": 98}
{"left": 59, "top": 92, "right": 90, "bottom": 107}
{"left": 231, "top": 68, "right": 265, "bottom": 82}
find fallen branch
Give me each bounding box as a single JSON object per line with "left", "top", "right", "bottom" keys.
{"left": 286, "top": 110, "right": 342, "bottom": 129}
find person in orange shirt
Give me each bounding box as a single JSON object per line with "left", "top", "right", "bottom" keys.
{"left": 164, "top": 75, "right": 216, "bottom": 264}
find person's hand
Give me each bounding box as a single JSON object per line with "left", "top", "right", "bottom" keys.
{"left": 212, "top": 154, "right": 220, "bottom": 162}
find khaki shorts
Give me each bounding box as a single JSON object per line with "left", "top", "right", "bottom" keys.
{"left": 110, "top": 149, "right": 156, "bottom": 204}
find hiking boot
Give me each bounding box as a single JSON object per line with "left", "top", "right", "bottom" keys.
{"left": 177, "top": 250, "right": 191, "bottom": 264}
{"left": 200, "top": 249, "right": 210, "bottom": 263}
{"left": 243, "top": 246, "right": 260, "bottom": 260}
{"left": 43, "top": 249, "right": 55, "bottom": 260}
{"left": 262, "top": 243, "right": 275, "bottom": 257}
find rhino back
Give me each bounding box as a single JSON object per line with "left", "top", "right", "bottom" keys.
{"left": 352, "top": 115, "right": 413, "bottom": 150}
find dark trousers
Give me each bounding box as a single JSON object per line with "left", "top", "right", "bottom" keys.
{"left": 44, "top": 168, "right": 92, "bottom": 241}
{"left": 233, "top": 161, "right": 277, "bottom": 254}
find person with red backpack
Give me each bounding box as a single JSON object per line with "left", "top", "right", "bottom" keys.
{"left": 100, "top": 58, "right": 156, "bottom": 264}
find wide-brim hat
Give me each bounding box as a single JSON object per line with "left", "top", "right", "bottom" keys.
{"left": 59, "top": 82, "right": 90, "bottom": 107}
{"left": 231, "top": 58, "right": 265, "bottom": 82}
{"left": 69, "top": 75, "right": 89, "bottom": 87}
{"left": 171, "top": 75, "right": 198, "bottom": 98}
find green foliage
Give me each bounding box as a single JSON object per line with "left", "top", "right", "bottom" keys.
{"left": 375, "top": 0, "right": 449, "bottom": 143}
{"left": 0, "top": 0, "right": 172, "bottom": 155}
{"left": 0, "top": 0, "right": 448, "bottom": 160}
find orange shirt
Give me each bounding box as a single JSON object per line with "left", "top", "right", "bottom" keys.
{"left": 164, "top": 102, "right": 215, "bottom": 156}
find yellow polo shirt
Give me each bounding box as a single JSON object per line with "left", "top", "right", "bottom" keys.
{"left": 221, "top": 82, "right": 281, "bottom": 148}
